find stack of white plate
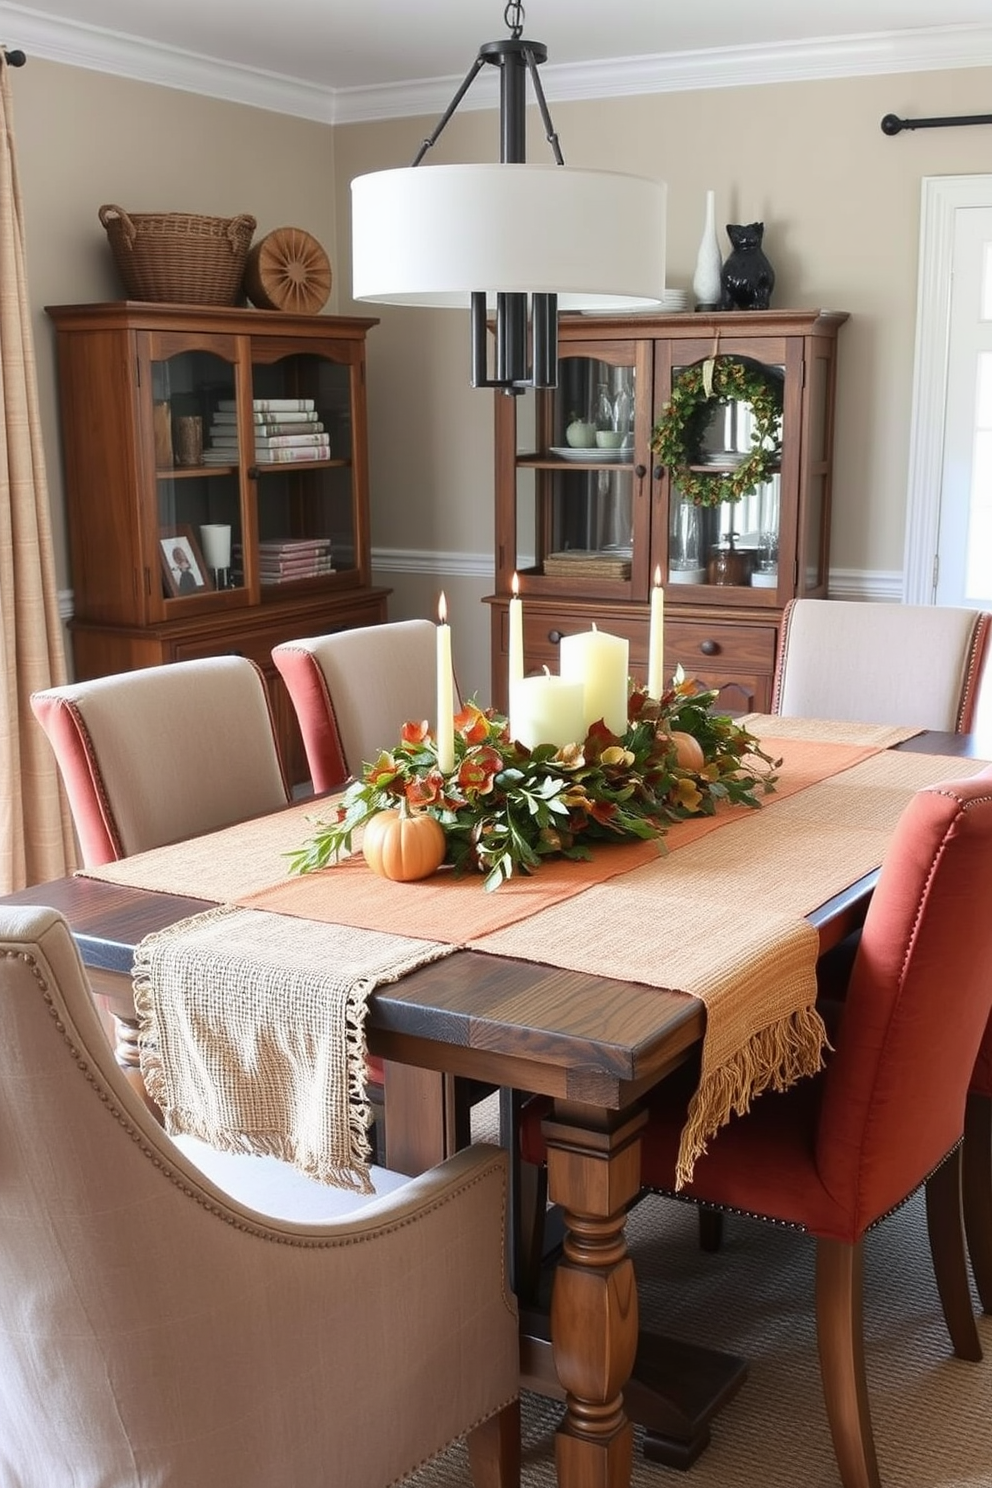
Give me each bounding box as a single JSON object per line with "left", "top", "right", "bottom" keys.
{"left": 659, "top": 288, "right": 692, "bottom": 311}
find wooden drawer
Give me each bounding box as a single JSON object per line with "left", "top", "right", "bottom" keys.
{"left": 664, "top": 618, "right": 778, "bottom": 675}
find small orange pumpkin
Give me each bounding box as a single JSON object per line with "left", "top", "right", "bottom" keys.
{"left": 667, "top": 730, "right": 706, "bottom": 772}
{"left": 362, "top": 808, "right": 446, "bottom": 882}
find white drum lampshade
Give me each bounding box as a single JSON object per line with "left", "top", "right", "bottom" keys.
{"left": 352, "top": 164, "right": 666, "bottom": 313}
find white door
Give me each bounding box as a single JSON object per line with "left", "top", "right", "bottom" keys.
{"left": 934, "top": 205, "right": 992, "bottom": 606}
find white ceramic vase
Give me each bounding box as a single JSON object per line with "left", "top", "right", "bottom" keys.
{"left": 692, "top": 189, "right": 723, "bottom": 311}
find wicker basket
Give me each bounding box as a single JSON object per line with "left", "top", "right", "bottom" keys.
{"left": 98, "top": 205, "right": 256, "bottom": 306}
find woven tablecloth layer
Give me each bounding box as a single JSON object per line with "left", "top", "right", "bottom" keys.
{"left": 83, "top": 733, "right": 885, "bottom": 943}
{"left": 133, "top": 904, "right": 453, "bottom": 1191}
{"left": 88, "top": 719, "right": 985, "bottom": 1190}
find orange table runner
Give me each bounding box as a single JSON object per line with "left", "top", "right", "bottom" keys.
{"left": 84, "top": 733, "right": 886, "bottom": 943}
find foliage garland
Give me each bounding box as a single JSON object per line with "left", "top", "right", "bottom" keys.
{"left": 287, "top": 673, "right": 780, "bottom": 893}
{"left": 650, "top": 355, "right": 783, "bottom": 508}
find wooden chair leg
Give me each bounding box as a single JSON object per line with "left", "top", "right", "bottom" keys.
{"left": 925, "top": 1148, "right": 983, "bottom": 1360}
{"left": 516, "top": 1160, "right": 548, "bottom": 1305}
{"left": 815, "top": 1237, "right": 881, "bottom": 1488}
{"left": 467, "top": 1397, "right": 521, "bottom": 1488}
{"left": 963, "top": 1090, "right": 992, "bottom": 1314}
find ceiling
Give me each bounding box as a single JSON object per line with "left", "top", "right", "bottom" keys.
{"left": 6, "top": 1, "right": 992, "bottom": 122}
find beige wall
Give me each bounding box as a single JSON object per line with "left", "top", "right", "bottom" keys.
{"left": 12, "top": 54, "right": 992, "bottom": 700}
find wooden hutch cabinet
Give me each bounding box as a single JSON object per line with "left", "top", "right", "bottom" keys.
{"left": 488, "top": 308, "right": 847, "bottom": 715}
{"left": 46, "top": 302, "right": 389, "bottom": 785}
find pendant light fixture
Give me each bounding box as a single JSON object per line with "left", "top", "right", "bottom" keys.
{"left": 351, "top": 2, "right": 666, "bottom": 392}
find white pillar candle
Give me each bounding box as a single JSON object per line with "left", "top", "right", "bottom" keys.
{"left": 508, "top": 571, "right": 524, "bottom": 694}
{"left": 436, "top": 593, "right": 456, "bottom": 773}
{"left": 559, "top": 625, "right": 630, "bottom": 737}
{"left": 647, "top": 566, "right": 666, "bottom": 699}
{"left": 510, "top": 668, "right": 586, "bottom": 751}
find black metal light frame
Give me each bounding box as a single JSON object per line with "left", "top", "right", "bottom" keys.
{"left": 411, "top": 11, "right": 565, "bottom": 393}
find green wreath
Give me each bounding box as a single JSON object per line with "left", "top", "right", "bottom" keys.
{"left": 650, "top": 355, "right": 783, "bottom": 507}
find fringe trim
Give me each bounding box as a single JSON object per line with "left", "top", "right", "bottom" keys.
{"left": 674, "top": 1004, "right": 827, "bottom": 1190}
{"left": 132, "top": 904, "right": 375, "bottom": 1194}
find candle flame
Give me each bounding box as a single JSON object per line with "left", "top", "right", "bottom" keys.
{"left": 542, "top": 665, "right": 552, "bottom": 677}
{"left": 654, "top": 565, "right": 662, "bottom": 587}
{"left": 511, "top": 571, "right": 520, "bottom": 598}
{"left": 438, "top": 591, "right": 448, "bottom": 625}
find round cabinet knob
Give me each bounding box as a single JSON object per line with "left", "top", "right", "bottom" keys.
{"left": 653, "top": 464, "right": 664, "bottom": 480}
{"left": 548, "top": 629, "right": 563, "bottom": 645}
{"left": 635, "top": 464, "right": 647, "bottom": 480}
{"left": 699, "top": 638, "right": 720, "bottom": 656}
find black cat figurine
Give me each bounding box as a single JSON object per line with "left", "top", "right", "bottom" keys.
{"left": 720, "top": 222, "right": 775, "bottom": 311}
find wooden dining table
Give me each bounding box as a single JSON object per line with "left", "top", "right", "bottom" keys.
{"left": 4, "top": 726, "right": 988, "bottom": 1488}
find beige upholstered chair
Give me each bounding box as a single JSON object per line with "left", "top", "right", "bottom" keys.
{"left": 0, "top": 903, "right": 520, "bottom": 1487}
{"left": 272, "top": 619, "right": 461, "bottom": 792}
{"left": 31, "top": 656, "right": 290, "bottom": 867}
{"left": 771, "top": 598, "right": 992, "bottom": 731}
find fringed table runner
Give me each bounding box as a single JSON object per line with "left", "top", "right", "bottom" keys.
{"left": 469, "top": 747, "right": 991, "bottom": 1185}
{"left": 81, "top": 721, "right": 983, "bottom": 1189}
{"left": 133, "top": 904, "right": 453, "bottom": 1192}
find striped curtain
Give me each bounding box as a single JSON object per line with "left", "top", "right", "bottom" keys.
{"left": 0, "top": 54, "right": 74, "bottom": 889}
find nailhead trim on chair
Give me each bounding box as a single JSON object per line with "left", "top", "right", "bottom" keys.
{"left": 9, "top": 945, "right": 512, "bottom": 1256}
{"left": 644, "top": 1142, "right": 962, "bottom": 1235}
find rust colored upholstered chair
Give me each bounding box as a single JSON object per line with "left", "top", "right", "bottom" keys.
{"left": 772, "top": 598, "right": 992, "bottom": 731}
{"left": 272, "top": 618, "right": 460, "bottom": 793}
{"left": 31, "top": 656, "right": 290, "bottom": 867}
{"left": 0, "top": 903, "right": 520, "bottom": 1488}
{"left": 636, "top": 769, "right": 992, "bottom": 1488}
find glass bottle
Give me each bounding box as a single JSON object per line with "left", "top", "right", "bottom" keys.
{"left": 669, "top": 501, "right": 705, "bottom": 584}
{"left": 594, "top": 382, "right": 613, "bottom": 432}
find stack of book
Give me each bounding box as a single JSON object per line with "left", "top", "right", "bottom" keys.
{"left": 236, "top": 537, "right": 335, "bottom": 586}
{"left": 204, "top": 398, "right": 332, "bottom": 464}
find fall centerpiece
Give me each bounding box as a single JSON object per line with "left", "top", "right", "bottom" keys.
{"left": 288, "top": 671, "right": 779, "bottom": 892}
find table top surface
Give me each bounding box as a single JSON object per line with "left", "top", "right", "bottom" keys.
{"left": 5, "top": 728, "right": 983, "bottom": 1109}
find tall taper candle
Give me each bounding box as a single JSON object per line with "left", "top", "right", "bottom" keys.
{"left": 647, "top": 566, "right": 666, "bottom": 699}
{"left": 508, "top": 571, "right": 524, "bottom": 692}
{"left": 436, "top": 593, "right": 456, "bottom": 773}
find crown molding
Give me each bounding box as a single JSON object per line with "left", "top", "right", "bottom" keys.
{"left": 3, "top": 5, "right": 336, "bottom": 122}
{"left": 7, "top": 8, "right": 992, "bottom": 125}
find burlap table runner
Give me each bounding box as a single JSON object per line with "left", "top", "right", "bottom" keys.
{"left": 81, "top": 732, "right": 886, "bottom": 943}
{"left": 133, "top": 904, "right": 453, "bottom": 1191}
{"left": 84, "top": 720, "right": 984, "bottom": 1190}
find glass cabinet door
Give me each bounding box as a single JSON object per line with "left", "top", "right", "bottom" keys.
{"left": 660, "top": 344, "right": 788, "bottom": 601}
{"left": 149, "top": 343, "right": 244, "bottom": 609}
{"left": 247, "top": 345, "right": 362, "bottom": 596}
{"left": 506, "top": 341, "right": 653, "bottom": 600}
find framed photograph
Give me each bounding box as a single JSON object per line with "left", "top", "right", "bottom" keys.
{"left": 159, "top": 525, "right": 214, "bottom": 598}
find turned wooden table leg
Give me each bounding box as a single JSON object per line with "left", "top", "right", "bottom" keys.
{"left": 542, "top": 1101, "right": 646, "bottom": 1488}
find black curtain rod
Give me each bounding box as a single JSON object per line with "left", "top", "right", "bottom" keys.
{"left": 882, "top": 109, "right": 992, "bottom": 135}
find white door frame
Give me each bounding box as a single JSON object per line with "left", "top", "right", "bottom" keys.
{"left": 904, "top": 174, "right": 992, "bottom": 604}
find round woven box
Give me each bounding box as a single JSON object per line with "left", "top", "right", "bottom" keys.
{"left": 98, "top": 205, "right": 256, "bottom": 306}
{"left": 244, "top": 227, "right": 331, "bottom": 315}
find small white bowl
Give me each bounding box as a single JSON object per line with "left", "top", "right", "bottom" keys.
{"left": 595, "top": 431, "right": 624, "bottom": 449}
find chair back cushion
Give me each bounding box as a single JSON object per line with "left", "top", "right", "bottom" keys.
{"left": 772, "top": 599, "right": 991, "bottom": 731}
{"left": 0, "top": 904, "right": 517, "bottom": 1487}
{"left": 32, "top": 657, "right": 289, "bottom": 865}
{"left": 817, "top": 767, "right": 992, "bottom": 1223}
{"left": 273, "top": 620, "right": 460, "bottom": 792}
